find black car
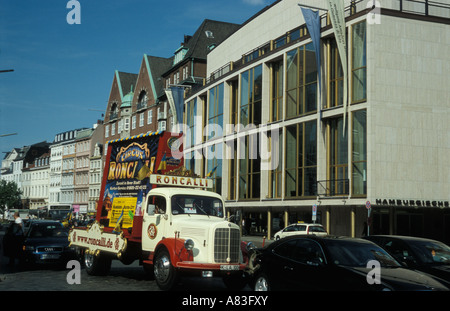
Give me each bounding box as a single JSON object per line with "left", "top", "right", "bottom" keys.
{"left": 248, "top": 235, "right": 448, "bottom": 291}
{"left": 363, "top": 235, "right": 450, "bottom": 285}
{"left": 19, "top": 220, "right": 77, "bottom": 266}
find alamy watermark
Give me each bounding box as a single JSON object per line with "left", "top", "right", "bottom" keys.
{"left": 66, "top": 0, "right": 81, "bottom": 25}
{"left": 169, "top": 122, "right": 281, "bottom": 171}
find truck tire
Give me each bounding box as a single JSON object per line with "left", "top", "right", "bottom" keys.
{"left": 153, "top": 248, "right": 178, "bottom": 290}
{"left": 84, "top": 252, "right": 112, "bottom": 276}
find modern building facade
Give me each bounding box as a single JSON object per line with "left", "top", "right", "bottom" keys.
{"left": 183, "top": 0, "right": 450, "bottom": 243}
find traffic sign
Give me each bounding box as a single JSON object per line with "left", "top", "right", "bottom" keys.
{"left": 312, "top": 204, "right": 317, "bottom": 216}
{"left": 366, "top": 201, "right": 371, "bottom": 209}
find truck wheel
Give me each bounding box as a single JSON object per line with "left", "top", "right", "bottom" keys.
{"left": 154, "top": 248, "right": 178, "bottom": 290}
{"left": 84, "top": 252, "right": 112, "bottom": 276}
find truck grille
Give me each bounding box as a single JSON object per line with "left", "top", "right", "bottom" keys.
{"left": 214, "top": 228, "right": 240, "bottom": 263}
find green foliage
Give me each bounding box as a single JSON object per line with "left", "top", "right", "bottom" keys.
{"left": 0, "top": 179, "right": 22, "bottom": 213}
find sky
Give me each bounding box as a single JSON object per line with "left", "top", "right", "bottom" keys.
{"left": 0, "top": 0, "right": 272, "bottom": 156}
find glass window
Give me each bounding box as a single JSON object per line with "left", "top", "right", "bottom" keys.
{"left": 271, "top": 60, "right": 284, "bottom": 122}
{"left": 208, "top": 84, "right": 224, "bottom": 140}
{"left": 352, "top": 110, "right": 367, "bottom": 195}
{"left": 285, "top": 121, "right": 317, "bottom": 198}
{"left": 329, "top": 39, "right": 344, "bottom": 108}
{"left": 270, "top": 128, "right": 283, "bottom": 198}
{"left": 240, "top": 65, "right": 262, "bottom": 127}
{"left": 228, "top": 139, "right": 238, "bottom": 200}
{"left": 286, "top": 43, "right": 317, "bottom": 119}
{"left": 291, "top": 239, "right": 325, "bottom": 265}
{"left": 171, "top": 195, "right": 224, "bottom": 218}
{"left": 206, "top": 143, "right": 222, "bottom": 195}
{"left": 239, "top": 135, "right": 260, "bottom": 200}
{"left": 352, "top": 22, "right": 367, "bottom": 103}
{"left": 186, "top": 98, "right": 197, "bottom": 148}
{"left": 328, "top": 117, "right": 348, "bottom": 196}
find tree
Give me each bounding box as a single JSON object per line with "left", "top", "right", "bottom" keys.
{"left": 0, "top": 179, "right": 22, "bottom": 215}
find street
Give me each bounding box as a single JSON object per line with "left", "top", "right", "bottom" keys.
{"left": 0, "top": 229, "right": 265, "bottom": 291}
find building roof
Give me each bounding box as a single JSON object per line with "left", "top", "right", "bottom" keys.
{"left": 146, "top": 55, "right": 174, "bottom": 99}
{"left": 116, "top": 71, "right": 138, "bottom": 100}
{"left": 163, "top": 19, "right": 241, "bottom": 76}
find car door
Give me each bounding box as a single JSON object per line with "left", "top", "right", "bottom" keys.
{"left": 272, "top": 238, "right": 328, "bottom": 290}
{"left": 142, "top": 195, "right": 168, "bottom": 252}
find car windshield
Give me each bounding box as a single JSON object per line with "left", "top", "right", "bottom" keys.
{"left": 29, "top": 223, "right": 68, "bottom": 238}
{"left": 171, "top": 195, "right": 224, "bottom": 218}
{"left": 325, "top": 239, "right": 401, "bottom": 268}
{"left": 408, "top": 240, "right": 450, "bottom": 265}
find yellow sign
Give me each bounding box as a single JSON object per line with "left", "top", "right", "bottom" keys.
{"left": 109, "top": 197, "right": 138, "bottom": 229}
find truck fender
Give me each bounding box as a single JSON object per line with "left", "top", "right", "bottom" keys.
{"left": 154, "top": 238, "right": 193, "bottom": 266}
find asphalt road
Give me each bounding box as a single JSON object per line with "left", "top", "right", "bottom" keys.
{"left": 0, "top": 228, "right": 263, "bottom": 292}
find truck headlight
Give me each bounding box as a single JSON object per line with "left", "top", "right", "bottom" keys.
{"left": 184, "top": 239, "right": 195, "bottom": 251}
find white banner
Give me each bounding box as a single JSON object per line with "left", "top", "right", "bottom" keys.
{"left": 326, "top": 0, "right": 348, "bottom": 131}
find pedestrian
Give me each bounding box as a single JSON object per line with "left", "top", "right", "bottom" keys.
{"left": 7, "top": 212, "right": 24, "bottom": 266}
{"left": 13, "top": 212, "right": 24, "bottom": 236}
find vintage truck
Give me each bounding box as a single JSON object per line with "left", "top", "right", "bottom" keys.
{"left": 68, "top": 131, "right": 248, "bottom": 290}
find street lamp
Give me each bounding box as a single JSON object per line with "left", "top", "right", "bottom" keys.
{"left": 0, "top": 69, "right": 14, "bottom": 73}
{"left": 0, "top": 133, "right": 18, "bottom": 137}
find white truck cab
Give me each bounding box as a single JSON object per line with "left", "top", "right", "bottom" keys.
{"left": 141, "top": 186, "right": 244, "bottom": 289}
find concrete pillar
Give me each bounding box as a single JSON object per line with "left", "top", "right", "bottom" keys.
{"left": 351, "top": 207, "right": 355, "bottom": 237}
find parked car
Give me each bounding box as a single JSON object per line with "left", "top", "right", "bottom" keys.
{"left": 248, "top": 235, "right": 448, "bottom": 291}
{"left": 274, "top": 223, "right": 327, "bottom": 240}
{"left": 18, "top": 220, "right": 77, "bottom": 266}
{"left": 363, "top": 235, "right": 450, "bottom": 284}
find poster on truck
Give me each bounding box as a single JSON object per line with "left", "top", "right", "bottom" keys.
{"left": 98, "top": 131, "right": 182, "bottom": 228}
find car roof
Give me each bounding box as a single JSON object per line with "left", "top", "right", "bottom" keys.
{"left": 365, "top": 235, "right": 445, "bottom": 244}
{"left": 267, "top": 235, "right": 374, "bottom": 249}
{"left": 287, "top": 223, "right": 323, "bottom": 227}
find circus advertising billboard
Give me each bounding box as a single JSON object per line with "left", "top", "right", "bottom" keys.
{"left": 98, "top": 132, "right": 182, "bottom": 229}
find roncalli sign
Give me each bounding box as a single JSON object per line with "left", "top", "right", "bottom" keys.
{"left": 69, "top": 222, "right": 127, "bottom": 257}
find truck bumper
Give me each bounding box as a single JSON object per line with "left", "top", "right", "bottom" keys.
{"left": 176, "top": 261, "right": 246, "bottom": 271}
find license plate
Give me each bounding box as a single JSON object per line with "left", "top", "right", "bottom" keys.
{"left": 220, "top": 265, "right": 239, "bottom": 271}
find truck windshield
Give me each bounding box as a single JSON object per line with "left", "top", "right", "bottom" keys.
{"left": 171, "top": 195, "right": 224, "bottom": 218}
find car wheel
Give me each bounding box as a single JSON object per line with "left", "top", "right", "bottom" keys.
{"left": 154, "top": 248, "right": 178, "bottom": 290}
{"left": 254, "top": 273, "right": 271, "bottom": 291}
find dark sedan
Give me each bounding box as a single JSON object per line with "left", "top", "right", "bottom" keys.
{"left": 363, "top": 235, "right": 450, "bottom": 284}
{"left": 248, "top": 235, "right": 448, "bottom": 291}
{"left": 20, "top": 220, "right": 77, "bottom": 266}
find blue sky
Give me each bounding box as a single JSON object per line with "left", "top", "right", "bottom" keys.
{"left": 0, "top": 0, "right": 271, "bottom": 155}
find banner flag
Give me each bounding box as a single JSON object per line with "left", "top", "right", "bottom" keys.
{"left": 300, "top": 7, "right": 322, "bottom": 98}
{"left": 165, "top": 86, "right": 185, "bottom": 126}
{"left": 326, "top": 0, "right": 348, "bottom": 132}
